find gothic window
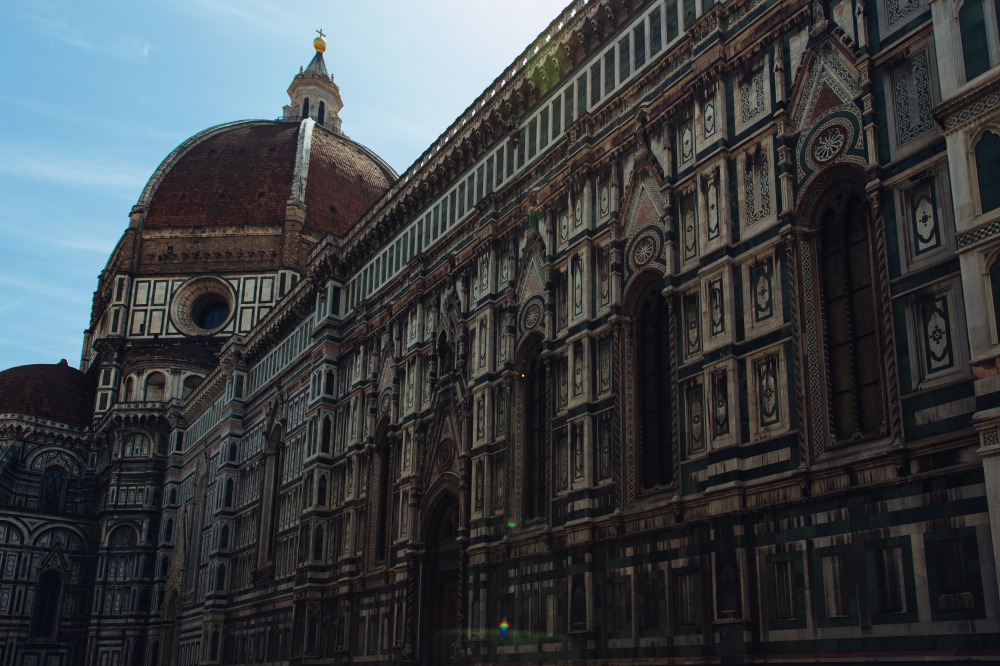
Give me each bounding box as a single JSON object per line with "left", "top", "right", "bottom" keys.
{"left": 210, "top": 631, "right": 220, "bottom": 661}
{"left": 524, "top": 344, "right": 547, "bottom": 521}
{"left": 976, "top": 130, "right": 1000, "bottom": 214}
{"left": 144, "top": 372, "right": 166, "bottom": 401}
{"left": 318, "top": 101, "right": 326, "bottom": 125}
{"left": 181, "top": 375, "right": 202, "bottom": 399}
{"left": 228, "top": 441, "right": 237, "bottom": 462}
{"left": 30, "top": 570, "right": 62, "bottom": 638}
{"left": 958, "top": 0, "right": 999, "bottom": 81}
{"left": 123, "top": 433, "right": 151, "bottom": 457}
{"left": 301, "top": 98, "right": 310, "bottom": 119}
{"left": 317, "top": 475, "right": 328, "bottom": 506}
{"left": 321, "top": 416, "right": 332, "bottom": 453}
{"left": 39, "top": 466, "right": 66, "bottom": 512}
{"left": 215, "top": 564, "right": 226, "bottom": 590}
{"left": 110, "top": 525, "right": 137, "bottom": 547}
{"left": 219, "top": 524, "right": 229, "bottom": 549}
{"left": 313, "top": 525, "right": 325, "bottom": 561}
{"left": 819, "top": 190, "right": 885, "bottom": 443}
{"left": 163, "top": 518, "right": 174, "bottom": 542}
{"left": 636, "top": 287, "right": 673, "bottom": 490}
{"left": 224, "top": 478, "right": 234, "bottom": 508}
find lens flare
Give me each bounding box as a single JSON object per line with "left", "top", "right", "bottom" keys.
{"left": 499, "top": 619, "right": 509, "bottom": 640}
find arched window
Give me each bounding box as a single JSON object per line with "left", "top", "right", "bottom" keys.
{"left": 181, "top": 375, "right": 203, "bottom": 400}
{"left": 228, "top": 441, "right": 238, "bottom": 462}
{"left": 110, "top": 525, "right": 138, "bottom": 548}
{"left": 219, "top": 524, "right": 230, "bottom": 549}
{"left": 324, "top": 370, "right": 335, "bottom": 395}
{"left": 169, "top": 488, "right": 178, "bottom": 506}
{"left": 123, "top": 433, "right": 151, "bottom": 458}
{"left": 977, "top": 130, "right": 1000, "bottom": 214}
{"left": 301, "top": 98, "right": 310, "bottom": 119}
{"left": 523, "top": 343, "right": 546, "bottom": 521}
{"left": 819, "top": 189, "right": 885, "bottom": 442}
{"left": 163, "top": 517, "right": 174, "bottom": 542}
{"left": 635, "top": 287, "right": 673, "bottom": 489}
{"left": 145, "top": 372, "right": 166, "bottom": 401}
{"left": 210, "top": 630, "right": 220, "bottom": 661}
{"left": 39, "top": 467, "right": 66, "bottom": 512}
{"left": 215, "top": 564, "right": 226, "bottom": 590}
{"left": 159, "top": 555, "right": 169, "bottom": 577}
{"left": 30, "top": 570, "right": 62, "bottom": 638}
{"left": 321, "top": 416, "right": 332, "bottom": 453}
{"left": 317, "top": 475, "right": 328, "bottom": 506}
{"left": 318, "top": 101, "right": 326, "bottom": 125}
{"left": 123, "top": 376, "right": 135, "bottom": 401}
{"left": 313, "top": 525, "right": 325, "bottom": 561}
{"left": 223, "top": 478, "right": 234, "bottom": 508}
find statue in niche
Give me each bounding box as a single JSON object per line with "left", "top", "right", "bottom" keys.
{"left": 572, "top": 260, "right": 583, "bottom": 316}
{"left": 264, "top": 386, "right": 287, "bottom": 456}
{"left": 474, "top": 460, "right": 484, "bottom": 512}
{"left": 813, "top": 0, "right": 826, "bottom": 21}
{"left": 477, "top": 396, "right": 486, "bottom": 439}
{"left": 574, "top": 425, "right": 584, "bottom": 479}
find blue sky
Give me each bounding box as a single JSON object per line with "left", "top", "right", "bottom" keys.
{"left": 0, "top": 0, "right": 567, "bottom": 371}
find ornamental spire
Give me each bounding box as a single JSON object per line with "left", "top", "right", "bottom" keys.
{"left": 283, "top": 31, "right": 343, "bottom": 133}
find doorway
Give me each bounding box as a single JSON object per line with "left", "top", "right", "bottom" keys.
{"left": 421, "top": 494, "right": 460, "bottom": 666}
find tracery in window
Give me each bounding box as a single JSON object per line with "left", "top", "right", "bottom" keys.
{"left": 39, "top": 466, "right": 66, "bottom": 512}
{"left": 819, "top": 189, "right": 885, "bottom": 442}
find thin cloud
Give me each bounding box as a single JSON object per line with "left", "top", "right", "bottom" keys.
{"left": 0, "top": 151, "right": 146, "bottom": 198}
{"left": 25, "top": 13, "right": 151, "bottom": 61}
{"left": 0, "top": 96, "right": 183, "bottom": 143}
{"left": 184, "top": 0, "right": 297, "bottom": 34}
{"left": 4, "top": 226, "right": 116, "bottom": 255}
{"left": 0, "top": 275, "right": 93, "bottom": 305}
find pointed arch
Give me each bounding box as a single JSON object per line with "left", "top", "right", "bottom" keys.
{"left": 511, "top": 332, "right": 548, "bottom": 525}
{"left": 794, "top": 165, "right": 894, "bottom": 453}
{"left": 789, "top": 41, "right": 869, "bottom": 202}
{"left": 622, "top": 269, "right": 675, "bottom": 495}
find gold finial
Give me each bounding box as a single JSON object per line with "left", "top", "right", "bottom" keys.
{"left": 314, "top": 28, "right": 327, "bottom": 53}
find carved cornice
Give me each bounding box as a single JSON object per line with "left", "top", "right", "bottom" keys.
{"left": 934, "top": 71, "right": 1000, "bottom": 135}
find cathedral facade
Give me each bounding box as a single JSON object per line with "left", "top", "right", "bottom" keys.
{"left": 2, "top": 0, "right": 1000, "bottom": 664}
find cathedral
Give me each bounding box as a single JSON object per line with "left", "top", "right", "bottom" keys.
{"left": 2, "top": 0, "right": 1000, "bottom": 663}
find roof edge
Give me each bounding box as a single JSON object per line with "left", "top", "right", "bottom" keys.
{"left": 133, "top": 119, "right": 280, "bottom": 219}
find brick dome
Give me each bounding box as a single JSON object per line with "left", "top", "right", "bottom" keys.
{"left": 0, "top": 361, "right": 95, "bottom": 426}
{"left": 136, "top": 120, "right": 396, "bottom": 236}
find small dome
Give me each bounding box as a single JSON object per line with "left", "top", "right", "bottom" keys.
{"left": 137, "top": 120, "right": 396, "bottom": 236}
{"left": 0, "top": 362, "right": 95, "bottom": 426}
